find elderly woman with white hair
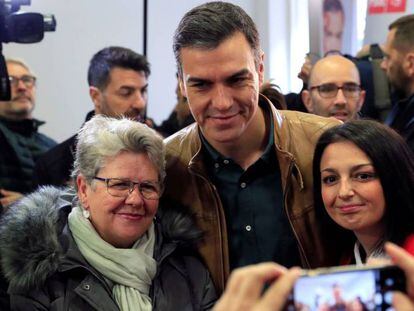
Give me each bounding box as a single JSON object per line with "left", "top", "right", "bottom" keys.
{"left": 0, "top": 115, "right": 217, "bottom": 310}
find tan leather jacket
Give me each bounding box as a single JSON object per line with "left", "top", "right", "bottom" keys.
{"left": 164, "top": 100, "right": 340, "bottom": 293}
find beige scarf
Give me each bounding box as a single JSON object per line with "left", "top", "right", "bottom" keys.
{"left": 68, "top": 205, "right": 157, "bottom": 311}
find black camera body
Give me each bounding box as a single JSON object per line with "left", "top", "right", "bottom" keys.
{"left": 0, "top": 0, "right": 56, "bottom": 100}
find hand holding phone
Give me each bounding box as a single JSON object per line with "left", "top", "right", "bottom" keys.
{"left": 287, "top": 265, "right": 405, "bottom": 311}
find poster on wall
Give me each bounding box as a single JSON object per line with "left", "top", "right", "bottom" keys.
{"left": 322, "top": 0, "right": 346, "bottom": 55}
{"left": 309, "top": 0, "right": 358, "bottom": 57}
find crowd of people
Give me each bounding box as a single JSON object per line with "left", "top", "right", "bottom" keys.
{"left": 0, "top": 1, "right": 414, "bottom": 310}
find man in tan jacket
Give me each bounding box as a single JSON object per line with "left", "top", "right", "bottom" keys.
{"left": 164, "top": 1, "right": 340, "bottom": 293}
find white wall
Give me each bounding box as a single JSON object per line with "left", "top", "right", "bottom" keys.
{"left": 4, "top": 0, "right": 144, "bottom": 142}
{"left": 3, "top": 0, "right": 303, "bottom": 141}
{"left": 364, "top": 0, "right": 414, "bottom": 45}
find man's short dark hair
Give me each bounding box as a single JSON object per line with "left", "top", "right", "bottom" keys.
{"left": 173, "top": 1, "right": 260, "bottom": 76}
{"left": 87, "top": 46, "right": 150, "bottom": 90}
{"left": 389, "top": 14, "right": 414, "bottom": 52}
{"left": 323, "top": 0, "right": 344, "bottom": 13}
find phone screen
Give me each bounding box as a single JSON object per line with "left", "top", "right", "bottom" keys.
{"left": 288, "top": 266, "right": 405, "bottom": 311}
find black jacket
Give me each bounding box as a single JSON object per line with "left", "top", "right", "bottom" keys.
{"left": 0, "top": 117, "right": 56, "bottom": 194}
{"left": 0, "top": 187, "right": 217, "bottom": 310}
{"left": 33, "top": 134, "right": 77, "bottom": 187}
{"left": 386, "top": 93, "right": 414, "bottom": 153}
{"left": 34, "top": 111, "right": 95, "bottom": 187}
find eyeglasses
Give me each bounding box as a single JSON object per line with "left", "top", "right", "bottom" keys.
{"left": 310, "top": 83, "right": 362, "bottom": 99}
{"left": 93, "top": 177, "right": 162, "bottom": 200}
{"left": 9, "top": 75, "right": 36, "bottom": 88}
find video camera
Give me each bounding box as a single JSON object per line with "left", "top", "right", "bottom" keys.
{"left": 0, "top": 0, "right": 56, "bottom": 100}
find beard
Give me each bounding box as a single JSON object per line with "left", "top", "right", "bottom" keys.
{"left": 99, "top": 98, "right": 145, "bottom": 123}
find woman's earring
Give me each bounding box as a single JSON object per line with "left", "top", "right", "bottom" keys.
{"left": 83, "top": 209, "right": 90, "bottom": 219}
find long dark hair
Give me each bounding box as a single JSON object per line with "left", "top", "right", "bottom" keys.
{"left": 313, "top": 120, "right": 414, "bottom": 261}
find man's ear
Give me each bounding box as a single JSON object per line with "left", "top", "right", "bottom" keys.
{"left": 357, "top": 90, "right": 366, "bottom": 112}
{"left": 302, "top": 90, "right": 314, "bottom": 113}
{"left": 89, "top": 86, "right": 102, "bottom": 113}
{"left": 404, "top": 52, "right": 414, "bottom": 78}
{"left": 179, "top": 77, "right": 187, "bottom": 99}
{"left": 77, "top": 175, "right": 89, "bottom": 209}
{"left": 258, "top": 50, "right": 265, "bottom": 87}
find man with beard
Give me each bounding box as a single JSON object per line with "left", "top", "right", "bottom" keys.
{"left": 34, "top": 46, "right": 150, "bottom": 186}
{"left": 302, "top": 55, "right": 365, "bottom": 122}
{"left": 381, "top": 14, "right": 414, "bottom": 152}
{"left": 0, "top": 59, "right": 56, "bottom": 207}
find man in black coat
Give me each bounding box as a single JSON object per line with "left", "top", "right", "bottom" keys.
{"left": 0, "top": 58, "right": 56, "bottom": 207}
{"left": 382, "top": 14, "right": 414, "bottom": 152}
{"left": 34, "top": 47, "right": 151, "bottom": 187}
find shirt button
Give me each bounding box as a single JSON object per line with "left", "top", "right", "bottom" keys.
{"left": 223, "top": 159, "right": 229, "bottom": 164}
{"left": 245, "top": 225, "right": 252, "bottom": 231}
{"left": 240, "top": 182, "right": 247, "bottom": 188}
{"left": 214, "top": 163, "right": 219, "bottom": 169}
{"left": 83, "top": 284, "right": 90, "bottom": 291}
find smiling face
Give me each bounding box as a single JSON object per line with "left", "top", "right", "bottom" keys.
{"left": 77, "top": 151, "right": 159, "bottom": 248}
{"left": 320, "top": 141, "right": 386, "bottom": 237}
{"left": 179, "top": 32, "right": 264, "bottom": 150}
{"left": 90, "top": 67, "right": 148, "bottom": 121}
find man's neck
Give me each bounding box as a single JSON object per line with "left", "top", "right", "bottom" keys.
{"left": 407, "top": 83, "right": 414, "bottom": 98}
{"left": 0, "top": 113, "right": 32, "bottom": 121}
{"left": 209, "top": 106, "right": 269, "bottom": 170}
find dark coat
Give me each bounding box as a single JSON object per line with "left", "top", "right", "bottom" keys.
{"left": 386, "top": 93, "right": 414, "bottom": 153}
{"left": 33, "top": 111, "right": 95, "bottom": 187}
{"left": 0, "top": 187, "right": 217, "bottom": 310}
{"left": 0, "top": 117, "right": 56, "bottom": 194}
{"left": 33, "top": 134, "right": 76, "bottom": 187}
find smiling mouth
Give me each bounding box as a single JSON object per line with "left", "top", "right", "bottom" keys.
{"left": 116, "top": 212, "right": 144, "bottom": 220}
{"left": 337, "top": 204, "right": 364, "bottom": 213}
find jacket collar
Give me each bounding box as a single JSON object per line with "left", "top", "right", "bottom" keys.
{"left": 182, "top": 96, "right": 304, "bottom": 191}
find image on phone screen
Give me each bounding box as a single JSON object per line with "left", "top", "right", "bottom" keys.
{"left": 289, "top": 267, "right": 405, "bottom": 311}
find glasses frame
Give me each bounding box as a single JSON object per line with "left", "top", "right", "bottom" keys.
{"left": 310, "top": 83, "right": 362, "bottom": 99}
{"left": 8, "top": 75, "right": 37, "bottom": 88}
{"left": 93, "top": 176, "right": 162, "bottom": 200}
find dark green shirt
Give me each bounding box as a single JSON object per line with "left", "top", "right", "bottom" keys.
{"left": 201, "top": 105, "right": 301, "bottom": 270}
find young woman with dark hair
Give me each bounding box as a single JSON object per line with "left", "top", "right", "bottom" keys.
{"left": 313, "top": 119, "right": 414, "bottom": 264}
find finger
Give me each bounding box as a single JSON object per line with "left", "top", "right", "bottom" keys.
{"left": 235, "top": 264, "right": 287, "bottom": 307}
{"left": 219, "top": 263, "right": 287, "bottom": 310}
{"left": 366, "top": 257, "right": 391, "bottom": 266}
{"left": 393, "top": 292, "right": 414, "bottom": 311}
{"left": 385, "top": 243, "right": 414, "bottom": 298}
{"left": 225, "top": 263, "right": 287, "bottom": 296}
{"left": 254, "top": 267, "right": 302, "bottom": 311}
{"left": 0, "top": 198, "right": 10, "bottom": 207}
{"left": 0, "top": 189, "right": 14, "bottom": 195}
{"left": 385, "top": 243, "right": 414, "bottom": 276}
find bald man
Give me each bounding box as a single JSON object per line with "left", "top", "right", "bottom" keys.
{"left": 302, "top": 55, "right": 366, "bottom": 122}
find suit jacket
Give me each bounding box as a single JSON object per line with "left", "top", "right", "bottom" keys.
{"left": 33, "top": 111, "right": 94, "bottom": 187}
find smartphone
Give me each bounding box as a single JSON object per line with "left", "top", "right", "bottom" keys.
{"left": 286, "top": 265, "right": 406, "bottom": 311}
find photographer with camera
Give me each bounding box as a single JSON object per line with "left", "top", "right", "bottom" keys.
{"left": 0, "top": 0, "right": 56, "bottom": 209}
{"left": 0, "top": 58, "right": 56, "bottom": 208}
